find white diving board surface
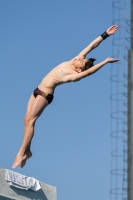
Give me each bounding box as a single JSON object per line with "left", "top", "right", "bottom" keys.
{"left": 0, "top": 168, "right": 57, "bottom": 200}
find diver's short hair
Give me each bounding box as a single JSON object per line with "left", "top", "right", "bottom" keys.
{"left": 88, "top": 58, "right": 96, "bottom": 66}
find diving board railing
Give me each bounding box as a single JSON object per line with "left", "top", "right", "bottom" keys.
{"left": 0, "top": 167, "right": 57, "bottom": 200}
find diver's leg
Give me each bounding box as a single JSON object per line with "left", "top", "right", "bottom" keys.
{"left": 12, "top": 94, "right": 48, "bottom": 168}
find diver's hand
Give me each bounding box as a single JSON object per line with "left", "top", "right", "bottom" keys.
{"left": 106, "top": 25, "right": 119, "bottom": 35}
{"left": 105, "top": 57, "right": 119, "bottom": 63}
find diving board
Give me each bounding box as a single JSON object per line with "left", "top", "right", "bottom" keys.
{"left": 0, "top": 167, "right": 57, "bottom": 200}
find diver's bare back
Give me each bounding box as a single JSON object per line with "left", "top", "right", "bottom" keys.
{"left": 38, "top": 60, "right": 76, "bottom": 93}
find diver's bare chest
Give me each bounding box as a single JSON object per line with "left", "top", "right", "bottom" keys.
{"left": 56, "top": 64, "right": 76, "bottom": 77}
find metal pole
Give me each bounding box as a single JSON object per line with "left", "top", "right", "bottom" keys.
{"left": 128, "top": 1, "right": 133, "bottom": 199}
{"left": 128, "top": 49, "right": 133, "bottom": 200}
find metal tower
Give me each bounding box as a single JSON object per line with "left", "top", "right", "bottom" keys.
{"left": 110, "top": 0, "right": 130, "bottom": 200}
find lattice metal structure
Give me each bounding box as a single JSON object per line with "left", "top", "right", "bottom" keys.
{"left": 110, "top": 0, "right": 130, "bottom": 200}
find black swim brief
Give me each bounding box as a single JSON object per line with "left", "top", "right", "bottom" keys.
{"left": 33, "top": 87, "right": 54, "bottom": 104}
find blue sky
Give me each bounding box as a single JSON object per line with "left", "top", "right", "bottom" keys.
{"left": 0, "top": 1, "right": 130, "bottom": 200}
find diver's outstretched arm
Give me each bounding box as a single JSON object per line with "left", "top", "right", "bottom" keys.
{"left": 63, "top": 58, "right": 119, "bottom": 82}
{"left": 77, "top": 25, "right": 119, "bottom": 58}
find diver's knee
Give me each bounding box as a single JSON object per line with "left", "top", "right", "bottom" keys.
{"left": 24, "top": 114, "right": 37, "bottom": 126}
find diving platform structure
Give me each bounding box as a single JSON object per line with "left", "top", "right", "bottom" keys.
{"left": 0, "top": 167, "right": 57, "bottom": 200}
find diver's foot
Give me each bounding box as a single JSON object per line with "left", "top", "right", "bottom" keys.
{"left": 12, "top": 154, "right": 27, "bottom": 169}
{"left": 20, "top": 151, "right": 32, "bottom": 168}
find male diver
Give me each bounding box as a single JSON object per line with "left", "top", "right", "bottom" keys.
{"left": 12, "top": 25, "right": 119, "bottom": 168}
